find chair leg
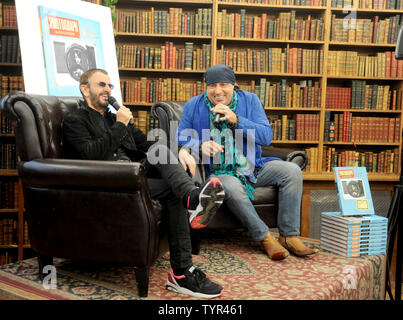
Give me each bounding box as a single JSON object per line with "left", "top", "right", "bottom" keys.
{"left": 37, "top": 254, "right": 53, "bottom": 280}
{"left": 191, "top": 230, "right": 200, "bottom": 255}
{"left": 134, "top": 267, "right": 149, "bottom": 298}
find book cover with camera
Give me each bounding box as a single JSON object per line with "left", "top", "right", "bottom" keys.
{"left": 38, "top": 6, "right": 106, "bottom": 96}
{"left": 333, "top": 167, "right": 375, "bottom": 216}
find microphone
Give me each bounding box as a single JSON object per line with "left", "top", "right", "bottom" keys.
{"left": 108, "top": 96, "right": 121, "bottom": 111}
{"left": 213, "top": 113, "right": 221, "bottom": 126}
{"left": 108, "top": 96, "right": 134, "bottom": 126}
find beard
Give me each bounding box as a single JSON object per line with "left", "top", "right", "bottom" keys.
{"left": 89, "top": 91, "right": 109, "bottom": 110}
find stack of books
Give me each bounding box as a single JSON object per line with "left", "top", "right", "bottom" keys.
{"left": 320, "top": 212, "right": 388, "bottom": 257}
{"left": 320, "top": 167, "right": 388, "bottom": 257}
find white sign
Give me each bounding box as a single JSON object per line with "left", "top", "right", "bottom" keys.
{"left": 15, "top": 0, "right": 122, "bottom": 104}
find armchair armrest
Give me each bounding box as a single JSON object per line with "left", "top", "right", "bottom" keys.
{"left": 19, "top": 159, "right": 148, "bottom": 190}
{"left": 262, "top": 146, "right": 308, "bottom": 170}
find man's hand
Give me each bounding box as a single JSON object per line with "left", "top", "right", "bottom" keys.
{"left": 178, "top": 148, "right": 197, "bottom": 177}
{"left": 200, "top": 140, "right": 224, "bottom": 158}
{"left": 116, "top": 105, "right": 133, "bottom": 126}
{"left": 211, "top": 103, "right": 237, "bottom": 125}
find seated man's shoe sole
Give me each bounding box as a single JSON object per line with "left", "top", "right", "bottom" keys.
{"left": 279, "top": 235, "right": 319, "bottom": 257}
{"left": 189, "top": 177, "right": 225, "bottom": 229}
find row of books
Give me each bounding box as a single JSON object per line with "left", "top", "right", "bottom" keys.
{"left": 0, "top": 252, "right": 16, "bottom": 266}
{"left": 304, "top": 147, "right": 320, "bottom": 172}
{"left": 325, "top": 112, "right": 401, "bottom": 143}
{"left": 0, "top": 143, "right": 17, "bottom": 170}
{"left": 322, "top": 146, "right": 399, "bottom": 173}
{"left": 0, "top": 219, "right": 29, "bottom": 247}
{"left": 0, "top": 218, "right": 16, "bottom": 246}
{"left": 116, "top": 42, "right": 211, "bottom": 71}
{"left": 0, "top": 35, "right": 20, "bottom": 64}
{"left": 270, "top": 113, "right": 320, "bottom": 141}
{"left": 1, "top": 75, "right": 24, "bottom": 98}
{"left": 330, "top": 14, "right": 402, "bottom": 44}
{"left": 216, "top": 45, "right": 323, "bottom": 74}
{"left": 218, "top": 0, "right": 327, "bottom": 6}
{"left": 320, "top": 212, "right": 387, "bottom": 257}
{"left": 0, "top": 4, "right": 16, "bottom": 28}
{"left": 326, "top": 83, "right": 403, "bottom": 110}
{"left": 121, "top": 78, "right": 206, "bottom": 104}
{"left": 217, "top": 10, "right": 324, "bottom": 41}
{"left": 131, "top": 110, "right": 159, "bottom": 135}
{"left": 331, "top": 0, "right": 403, "bottom": 9}
{"left": 0, "top": 181, "right": 18, "bottom": 209}
{"left": 327, "top": 51, "right": 403, "bottom": 78}
{"left": 0, "top": 112, "right": 14, "bottom": 135}
{"left": 115, "top": 7, "right": 212, "bottom": 36}
{"left": 244, "top": 79, "right": 321, "bottom": 109}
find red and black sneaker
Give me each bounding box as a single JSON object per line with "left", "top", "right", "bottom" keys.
{"left": 166, "top": 266, "right": 223, "bottom": 299}
{"left": 187, "top": 177, "right": 225, "bottom": 229}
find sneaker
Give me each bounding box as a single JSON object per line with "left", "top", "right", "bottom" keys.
{"left": 166, "top": 266, "right": 223, "bottom": 299}
{"left": 187, "top": 177, "right": 225, "bottom": 229}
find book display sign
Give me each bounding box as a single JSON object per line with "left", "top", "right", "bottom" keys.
{"left": 38, "top": 6, "right": 106, "bottom": 96}
{"left": 333, "top": 166, "right": 375, "bottom": 216}
{"left": 15, "top": 0, "right": 122, "bottom": 103}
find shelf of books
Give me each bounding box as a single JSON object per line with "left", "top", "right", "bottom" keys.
{"left": 114, "top": 0, "right": 403, "bottom": 182}
{"left": 0, "top": 0, "right": 29, "bottom": 266}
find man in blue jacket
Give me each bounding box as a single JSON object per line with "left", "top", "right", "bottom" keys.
{"left": 177, "top": 64, "right": 317, "bottom": 260}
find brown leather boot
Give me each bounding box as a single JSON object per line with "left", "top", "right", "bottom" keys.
{"left": 261, "top": 232, "right": 289, "bottom": 260}
{"left": 279, "top": 235, "right": 318, "bottom": 257}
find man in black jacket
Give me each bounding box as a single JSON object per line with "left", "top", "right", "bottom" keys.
{"left": 62, "top": 68, "right": 224, "bottom": 298}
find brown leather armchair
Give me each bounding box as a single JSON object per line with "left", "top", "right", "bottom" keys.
{"left": 151, "top": 101, "right": 308, "bottom": 253}
{"left": 0, "top": 92, "right": 167, "bottom": 297}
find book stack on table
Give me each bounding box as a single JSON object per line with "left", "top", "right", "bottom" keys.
{"left": 320, "top": 167, "right": 388, "bottom": 258}
{"left": 320, "top": 212, "right": 388, "bottom": 257}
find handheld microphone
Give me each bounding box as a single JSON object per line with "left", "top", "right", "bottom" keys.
{"left": 108, "top": 96, "right": 134, "bottom": 126}
{"left": 213, "top": 113, "right": 221, "bottom": 126}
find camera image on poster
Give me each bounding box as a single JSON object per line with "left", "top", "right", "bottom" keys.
{"left": 38, "top": 5, "right": 105, "bottom": 96}
{"left": 341, "top": 179, "right": 365, "bottom": 199}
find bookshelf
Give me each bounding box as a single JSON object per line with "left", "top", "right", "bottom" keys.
{"left": 114, "top": 0, "right": 403, "bottom": 183}
{"left": 0, "top": 0, "right": 26, "bottom": 266}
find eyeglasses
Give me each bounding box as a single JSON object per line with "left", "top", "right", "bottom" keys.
{"left": 95, "top": 81, "right": 114, "bottom": 90}
{"left": 82, "top": 81, "right": 114, "bottom": 90}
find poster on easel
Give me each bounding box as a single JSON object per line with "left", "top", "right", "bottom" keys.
{"left": 38, "top": 6, "right": 106, "bottom": 96}
{"left": 14, "top": 0, "right": 122, "bottom": 103}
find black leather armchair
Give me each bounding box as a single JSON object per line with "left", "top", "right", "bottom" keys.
{"left": 151, "top": 101, "right": 308, "bottom": 253}
{"left": 0, "top": 92, "right": 167, "bottom": 297}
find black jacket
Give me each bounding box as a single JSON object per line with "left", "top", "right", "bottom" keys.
{"left": 62, "top": 101, "right": 153, "bottom": 162}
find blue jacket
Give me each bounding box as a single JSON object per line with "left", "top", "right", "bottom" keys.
{"left": 177, "top": 90, "right": 280, "bottom": 176}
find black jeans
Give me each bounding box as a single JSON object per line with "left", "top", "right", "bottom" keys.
{"left": 145, "top": 141, "right": 196, "bottom": 270}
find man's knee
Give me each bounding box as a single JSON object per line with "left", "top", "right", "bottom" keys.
{"left": 216, "top": 175, "right": 248, "bottom": 198}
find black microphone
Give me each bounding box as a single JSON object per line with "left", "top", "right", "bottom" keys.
{"left": 108, "top": 96, "right": 134, "bottom": 126}
{"left": 213, "top": 113, "right": 221, "bottom": 126}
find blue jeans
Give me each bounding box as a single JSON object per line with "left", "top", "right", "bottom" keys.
{"left": 215, "top": 160, "right": 302, "bottom": 241}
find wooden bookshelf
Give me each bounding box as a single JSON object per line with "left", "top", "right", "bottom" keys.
{"left": 0, "top": 0, "right": 26, "bottom": 266}
{"left": 114, "top": 0, "right": 403, "bottom": 183}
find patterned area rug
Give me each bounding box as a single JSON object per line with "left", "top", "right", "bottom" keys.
{"left": 0, "top": 232, "right": 386, "bottom": 300}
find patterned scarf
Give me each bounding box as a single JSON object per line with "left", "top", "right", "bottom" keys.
{"left": 204, "top": 91, "right": 256, "bottom": 200}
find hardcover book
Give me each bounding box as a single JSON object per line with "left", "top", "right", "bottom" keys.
{"left": 333, "top": 167, "right": 375, "bottom": 216}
